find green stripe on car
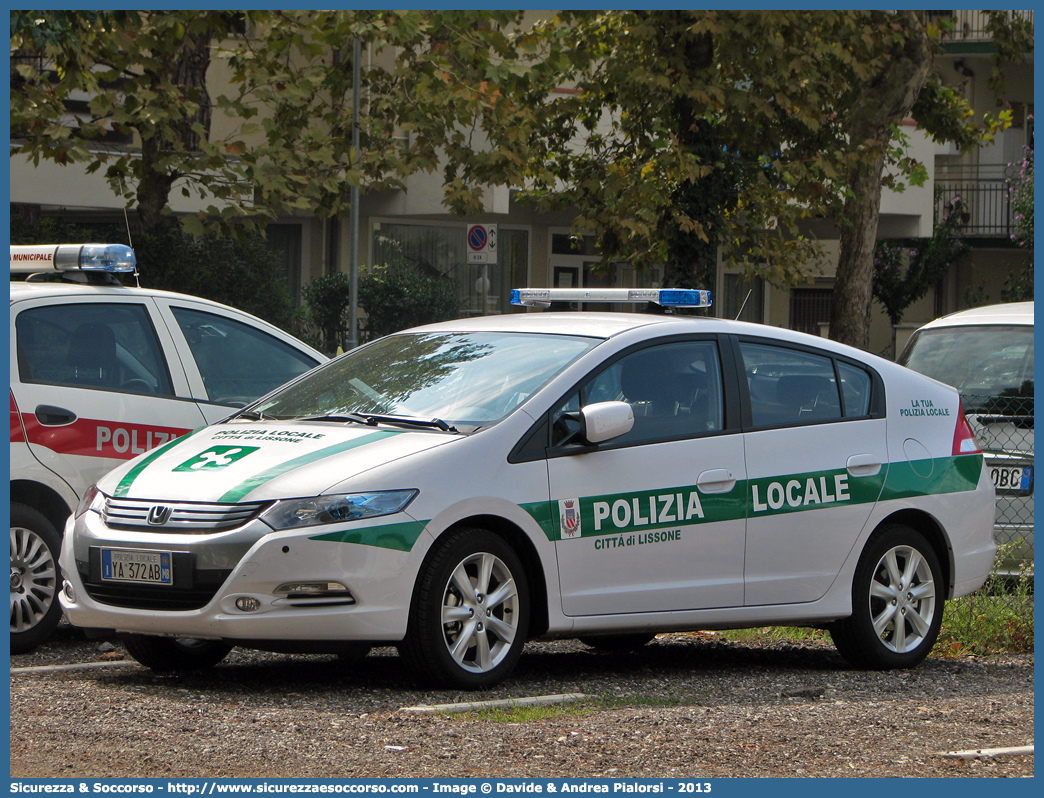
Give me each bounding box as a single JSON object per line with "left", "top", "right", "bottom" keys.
{"left": 528, "top": 455, "right": 982, "bottom": 541}
{"left": 310, "top": 519, "right": 427, "bottom": 552}
{"left": 113, "top": 428, "right": 204, "bottom": 498}
{"left": 219, "top": 430, "right": 403, "bottom": 503}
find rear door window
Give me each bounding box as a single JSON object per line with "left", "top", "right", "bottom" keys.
{"left": 739, "top": 342, "right": 842, "bottom": 427}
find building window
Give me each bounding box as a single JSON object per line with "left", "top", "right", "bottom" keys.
{"left": 371, "top": 222, "right": 528, "bottom": 315}
{"left": 789, "top": 288, "right": 834, "bottom": 336}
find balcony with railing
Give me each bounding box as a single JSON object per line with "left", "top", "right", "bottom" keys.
{"left": 927, "top": 10, "right": 1034, "bottom": 46}
{"left": 935, "top": 164, "right": 1016, "bottom": 239}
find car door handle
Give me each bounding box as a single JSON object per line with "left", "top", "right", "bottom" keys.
{"left": 847, "top": 454, "right": 882, "bottom": 477}
{"left": 697, "top": 469, "right": 736, "bottom": 494}
{"left": 35, "top": 405, "right": 78, "bottom": 426}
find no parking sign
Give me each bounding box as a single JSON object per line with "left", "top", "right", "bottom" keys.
{"left": 466, "top": 224, "right": 498, "bottom": 264}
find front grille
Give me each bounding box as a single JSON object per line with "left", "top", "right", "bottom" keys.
{"left": 84, "top": 582, "right": 229, "bottom": 611}
{"left": 103, "top": 497, "right": 269, "bottom": 533}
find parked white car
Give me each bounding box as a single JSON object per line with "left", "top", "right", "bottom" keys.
{"left": 60, "top": 288, "right": 996, "bottom": 687}
{"left": 10, "top": 244, "right": 325, "bottom": 653}
{"left": 899, "top": 301, "right": 1033, "bottom": 577}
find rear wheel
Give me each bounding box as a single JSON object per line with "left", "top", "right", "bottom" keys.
{"left": 401, "top": 528, "right": 529, "bottom": 689}
{"left": 830, "top": 525, "right": 944, "bottom": 669}
{"left": 579, "top": 633, "right": 656, "bottom": 651}
{"left": 122, "top": 635, "right": 232, "bottom": 671}
{"left": 10, "top": 503, "right": 64, "bottom": 654}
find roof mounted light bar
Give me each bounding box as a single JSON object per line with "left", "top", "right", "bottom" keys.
{"left": 510, "top": 288, "right": 712, "bottom": 308}
{"left": 10, "top": 244, "right": 137, "bottom": 275}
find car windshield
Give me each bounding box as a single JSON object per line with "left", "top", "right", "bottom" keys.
{"left": 899, "top": 324, "right": 1034, "bottom": 404}
{"left": 253, "top": 331, "right": 600, "bottom": 431}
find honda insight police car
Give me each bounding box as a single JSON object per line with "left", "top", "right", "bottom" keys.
{"left": 60, "top": 288, "right": 996, "bottom": 687}
{"left": 10, "top": 244, "right": 324, "bottom": 653}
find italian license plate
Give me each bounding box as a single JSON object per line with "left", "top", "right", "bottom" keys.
{"left": 101, "top": 548, "right": 173, "bottom": 585}
{"left": 989, "top": 465, "right": 1033, "bottom": 495}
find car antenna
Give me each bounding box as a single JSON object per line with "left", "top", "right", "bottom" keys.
{"left": 734, "top": 289, "right": 752, "bottom": 320}
{"left": 119, "top": 177, "right": 140, "bottom": 288}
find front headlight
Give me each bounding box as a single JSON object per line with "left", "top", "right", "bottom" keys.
{"left": 260, "top": 490, "right": 418, "bottom": 531}
{"left": 74, "top": 484, "right": 104, "bottom": 519}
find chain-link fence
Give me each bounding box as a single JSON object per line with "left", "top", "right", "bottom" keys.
{"left": 961, "top": 393, "right": 1034, "bottom": 625}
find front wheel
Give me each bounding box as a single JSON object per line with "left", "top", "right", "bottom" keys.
{"left": 122, "top": 635, "right": 232, "bottom": 671}
{"left": 830, "top": 525, "right": 944, "bottom": 670}
{"left": 401, "top": 528, "right": 529, "bottom": 689}
{"left": 10, "top": 503, "right": 64, "bottom": 654}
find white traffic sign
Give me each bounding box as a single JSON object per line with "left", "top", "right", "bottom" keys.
{"left": 467, "top": 224, "right": 498, "bottom": 264}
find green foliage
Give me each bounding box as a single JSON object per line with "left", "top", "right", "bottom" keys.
{"left": 962, "top": 278, "right": 991, "bottom": 309}
{"left": 1002, "top": 266, "right": 1034, "bottom": 303}
{"left": 10, "top": 10, "right": 535, "bottom": 237}
{"left": 357, "top": 265, "right": 463, "bottom": 341}
{"left": 1008, "top": 147, "right": 1033, "bottom": 251}
{"left": 11, "top": 11, "right": 247, "bottom": 233}
{"left": 300, "top": 273, "right": 352, "bottom": 354}
{"left": 8, "top": 215, "right": 125, "bottom": 250}
{"left": 11, "top": 10, "right": 1031, "bottom": 349}
{"left": 133, "top": 229, "right": 298, "bottom": 330}
{"left": 474, "top": 703, "right": 591, "bottom": 723}
{"left": 935, "top": 547, "right": 1034, "bottom": 657}
{"left": 300, "top": 266, "right": 463, "bottom": 354}
{"left": 872, "top": 197, "right": 970, "bottom": 326}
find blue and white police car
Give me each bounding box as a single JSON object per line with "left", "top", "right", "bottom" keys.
{"left": 11, "top": 244, "right": 324, "bottom": 653}
{"left": 60, "top": 288, "right": 996, "bottom": 687}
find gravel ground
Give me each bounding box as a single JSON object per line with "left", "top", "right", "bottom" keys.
{"left": 10, "top": 621, "right": 1034, "bottom": 779}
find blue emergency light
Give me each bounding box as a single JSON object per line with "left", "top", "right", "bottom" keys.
{"left": 510, "top": 288, "right": 712, "bottom": 308}
{"left": 10, "top": 243, "right": 137, "bottom": 274}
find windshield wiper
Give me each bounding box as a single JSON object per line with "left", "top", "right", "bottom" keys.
{"left": 298, "top": 412, "right": 375, "bottom": 426}
{"left": 353, "top": 413, "right": 458, "bottom": 433}
{"left": 227, "top": 408, "right": 274, "bottom": 422}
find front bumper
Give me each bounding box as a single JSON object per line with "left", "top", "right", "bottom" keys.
{"left": 59, "top": 509, "right": 422, "bottom": 643}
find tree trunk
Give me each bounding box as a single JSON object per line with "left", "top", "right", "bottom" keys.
{"left": 830, "top": 150, "right": 884, "bottom": 348}
{"left": 137, "top": 134, "right": 177, "bottom": 232}
{"left": 829, "top": 12, "right": 932, "bottom": 350}
{"left": 136, "top": 23, "right": 213, "bottom": 232}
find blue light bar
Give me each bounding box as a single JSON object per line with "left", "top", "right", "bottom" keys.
{"left": 78, "top": 244, "right": 136, "bottom": 273}
{"left": 510, "top": 288, "right": 712, "bottom": 308}
{"left": 10, "top": 244, "right": 137, "bottom": 274}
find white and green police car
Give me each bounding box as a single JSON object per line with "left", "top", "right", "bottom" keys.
{"left": 60, "top": 288, "right": 996, "bottom": 688}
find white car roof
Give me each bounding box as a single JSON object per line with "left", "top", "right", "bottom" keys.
{"left": 407, "top": 311, "right": 897, "bottom": 368}
{"left": 11, "top": 280, "right": 212, "bottom": 305}
{"left": 10, "top": 280, "right": 269, "bottom": 321}
{"left": 916, "top": 301, "right": 1034, "bottom": 330}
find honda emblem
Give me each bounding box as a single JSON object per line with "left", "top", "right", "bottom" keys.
{"left": 147, "top": 505, "right": 173, "bottom": 526}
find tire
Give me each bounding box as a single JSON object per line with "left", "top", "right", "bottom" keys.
{"left": 401, "top": 528, "right": 529, "bottom": 689}
{"left": 10, "top": 503, "right": 64, "bottom": 654}
{"left": 830, "top": 525, "right": 944, "bottom": 670}
{"left": 579, "top": 633, "right": 656, "bottom": 651}
{"left": 122, "top": 634, "right": 232, "bottom": 671}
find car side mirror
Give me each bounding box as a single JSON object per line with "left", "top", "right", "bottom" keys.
{"left": 581, "top": 401, "right": 634, "bottom": 444}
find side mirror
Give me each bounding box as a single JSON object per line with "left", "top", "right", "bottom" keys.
{"left": 581, "top": 401, "right": 634, "bottom": 444}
